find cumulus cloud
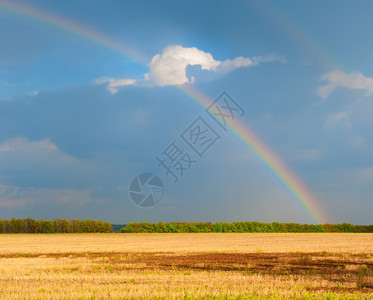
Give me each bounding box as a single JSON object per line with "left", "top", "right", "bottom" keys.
{"left": 147, "top": 45, "right": 285, "bottom": 86}
{"left": 317, "top": 70, "right": 373, "bottom": 99}
{"left": 145, "top": 45, "right": 221, "bottom": 86}
{"left": 96, "top": 45, "right": 285, "bottom": 93}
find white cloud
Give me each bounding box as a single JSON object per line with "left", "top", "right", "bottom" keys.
{"left": 147, "top": 45, "right": 285, "bottom": 86}
{"left": 0, "top": 137, "right": 57, "bottom": 152}
{"left": 146, "top": 45, "right": 221, "bottom": 86}
{"left": 317, "top": 70, "right": 373, "bottom": 99}
{"left": 252, "top": 54, "right": 287, "bottom": 65}
{"left": 95, "top": 77, "right": 136, "bottom": 94}
{"left": 96, "top": 45, "right": 285, "bottom": 93}
{"left": 215, "top": 56, "right": 254, "bottom": 74}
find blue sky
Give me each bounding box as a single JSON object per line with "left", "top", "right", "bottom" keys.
{"left": 0, "top": 0, "right": 372, "bottom": 224}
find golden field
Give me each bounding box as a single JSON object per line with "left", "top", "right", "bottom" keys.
{"left": 0, "top": 233, "right": 372, "bottom": 299}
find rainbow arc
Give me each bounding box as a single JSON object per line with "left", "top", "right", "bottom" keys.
{"left": 0, "top": 0, "right": 329, "bottom": 223}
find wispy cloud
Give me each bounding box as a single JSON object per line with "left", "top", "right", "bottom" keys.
{"left": 0, "top": 184, "right": 93, "bottom": 208}
{"left": 96, "top": 45, "right": 286, "bottom": 93}
{"left": 324, "top": 111, "right": 351, "bottom": 128}
{"left": 252, "top": 54, "right": 287, "bottom": 65}
{"left": 0, "top": 137, "right": 82, "bottom": 180}
{"left": 94, "top": 78, "right": 136, "bottom": 94}
{"left": 0, "top": 137, "right": 57, "bottom": 152}
{"left": 317, "top": 70, "right": 373, "bottom": 99}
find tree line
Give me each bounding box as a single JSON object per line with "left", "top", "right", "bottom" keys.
{"left": 0, "top": 218, "right": 112, "bottom": 233}
{"left": 121, "top": 222, "right": 373, "bottom": 233}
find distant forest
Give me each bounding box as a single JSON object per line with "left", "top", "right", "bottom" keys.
{"left": 121, "top": 222, "right": 373, "bottom": 233}
{"left": 1, "top": 219, "right": 372, "bottom": 233}
{"left": 0, "top": 218, "right": 112, "bottom": 233}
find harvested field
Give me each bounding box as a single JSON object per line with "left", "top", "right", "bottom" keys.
{"left": 0, "top": 233, "right": 372, "bottom": 299}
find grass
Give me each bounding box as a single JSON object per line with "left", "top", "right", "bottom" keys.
{"left": 0, "top": 233, "right": 371, "bottom": 299}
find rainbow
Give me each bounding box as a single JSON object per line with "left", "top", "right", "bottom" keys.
{"left": 180, "top": 85, "right": 328, "bottom": 224}
{"left": 0, "top": 0, "right": 328, "bottom": 223}
{"left": 0, "top": 0, "right": 146, "bottom": 64}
